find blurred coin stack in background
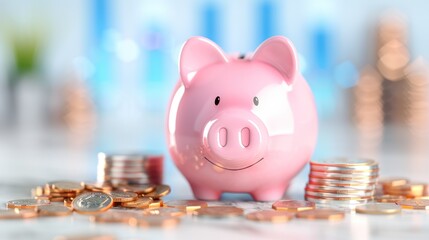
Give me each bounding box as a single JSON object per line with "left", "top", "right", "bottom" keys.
{"left": 305, "top": 158, "right": 379, "bottom": 207}
{"left": 97, "top": 153, "right": 164, "bottom": 186}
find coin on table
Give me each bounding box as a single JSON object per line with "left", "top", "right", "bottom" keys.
{"left": 72, "top": 192, "right": 113, "bottom": 214}
{"left": 85, "top": 183, "right": 113, "bottom": 192}
{"left": 379, "top": 178, "right": 409, "bottom": 188}
{"left": 90, "top": 211, "right": 140, "bottom": 224}
{"left": 305, "top": 195, "right": 370, "bottom": 205}
{"left": 193, "top": 206, "right": 244, "bottom": 218}
{"left": 144, "top": 185, "right": 171, "bottom": 199}
{"left": 143, "top": 207, "right": 186, "bottom": 217}
{"left": 296, "top": 209, "right": 345, "bottom": 221}
{"left": 7, "top": 199, "right": 50, "bottom": 209}
{"left": 246, "top": 210, "right": 295, "bottom": 223}
{"left": 272, "top": 200, "right": 315, "bottom": 212}
{"left": 108, "top": 191, "right": 138, "bottom": 203}
{"left": 305, "top": 190, "right": 374, "bottom": 198}
{"left": 148, "top": 199, "right": 163, "bottom": 208}
{"left": 397, "top": 199, "right": 429, "bottom": 210}
{"left": 121, "top": 197, "right": 153, "bottom": 208}
{"left": 53, "top": 233, "right": 117, "bottom": 240}
{"left": 135, "top": 215, "right": 181, "bottom": 228}
{"left": 375, "top": 195, "right": 406, "bottom": 203}
{"left": 355, "top": 203, "right": 401, "bottom": 214}
{"left": 50, "top": 181, "right": 85, "bottom": 192}
{"left": 0, "top": 209, "right": 38, "bottom": 219}
{"left": 164, "top": 200, "right": 208, "bottom": 211}
{"left": 37, "top": 204, "right": 73, "bottom": 217}
{"left": 117, "top": 184, "right": 156, "bottom": 194}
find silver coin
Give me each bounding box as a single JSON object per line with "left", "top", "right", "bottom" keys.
{"left": 305, "top": 190, "right": 375, "bottom": 198}
{"left": 310, "top": 171, "right": 379, "bottom": 179}
{"left": 306, "top": 184, "right": 376, "bottom": 191}
{"left": 72, "top": 192, "right": 113, "bottom": 214}
{"left": 311, "top": 158, "right": 377, "bottom": 166}
{"left": 308, "top": 177, "right": 377, "bottom": 185}
{"left": 305, "top": 195, "right": 372, "bottom": 204}
{"left": 310, "top": 164, "right": 379, "bottom": 172}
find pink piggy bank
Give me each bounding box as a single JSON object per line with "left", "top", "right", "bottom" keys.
{"left": 166, "top": 36, "right": 317, "bottom": 201}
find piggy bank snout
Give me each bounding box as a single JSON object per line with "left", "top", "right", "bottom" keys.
{"left": 203, "top": 110, "right": 268, "bottom": 167}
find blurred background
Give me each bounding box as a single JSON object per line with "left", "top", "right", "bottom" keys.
{"left": 1, "top": 0, "right": 429, "bottom": 191}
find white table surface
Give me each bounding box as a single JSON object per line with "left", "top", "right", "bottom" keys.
{"left": 1, "top": 121, "right": 429, "bottom": 240}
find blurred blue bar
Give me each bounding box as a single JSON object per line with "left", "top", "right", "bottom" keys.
{"left": 202, "top": 3, "right": 219, "bottom": 44}
{"left": 259, "top": 0, "right": 275, "bottom": 44}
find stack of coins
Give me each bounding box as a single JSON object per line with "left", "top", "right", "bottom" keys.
{"left": 305, "top": 158, "right": 379, "bottom": 207}
{"left": 97, "top": 153, "right": 164, "bottom": 186}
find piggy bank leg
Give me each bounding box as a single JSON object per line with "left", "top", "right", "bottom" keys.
{"left": 191, "top": 184, "right": 221, "bottom": 200}
{"left": 251, "top": 184, "right": 287, "bottom": 201}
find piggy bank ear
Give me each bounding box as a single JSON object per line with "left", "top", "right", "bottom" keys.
{"left": 179, "top": 37, "right": 228, "bottom": 88}
{"left": 252, "top": 36, "right": 298, "bottom": 85}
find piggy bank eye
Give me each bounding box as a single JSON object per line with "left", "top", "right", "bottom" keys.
{"left": 214, "top": 96, "right": 220, "bottom": 106}
{"left": 253, "top": 96, "right": 259, "bottom": 106}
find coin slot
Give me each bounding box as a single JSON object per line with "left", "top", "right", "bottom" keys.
{"left": 240, "top": 127, "right": 250, "bottom": 147}
{"left": 219, "top": 128, "right": 227, "bottom": 147}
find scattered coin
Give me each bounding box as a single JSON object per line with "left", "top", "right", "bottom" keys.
{"left": 148, "top": 199, "right": 163, "bottom": 208}
{"left": 144, "top": 185, "right": 171, "bottom": 199}
{"left": 143, "top": 207, "right": 186, "bottom": 217}
{"left": 355, "top": 203, "right": 401, "bottom": 214}
{"left": 7, "top": 199, "right": 50, "bottom": 209}
{"left": 72, "top": 192, "right": 113, "bottom": 214}
{"left": 0, "top": 209, "right": 38, "bottom": 219}
{"left": 50, "top": 181, "right": 85, "bottom": 192}
{"left": 53, "top": 234, "right": 117, "bottom": 240}
{"left": 272, "top": 200, "right": 315, "bottom": 212}
{"left": 37, "top": 204, "right": 73, "bottom": 217}
{"left": 193, "top": 206, "right": 244, "bottom": 218}
{"left": 246, "top": 210, "right": 295, "bottom": 223}
{"left": 379, "top": 178, "right": 409, "bottom": 188}
{"left": 117, "top": 184, "right": 156, "bottom": 194}
{"left": 135, "top": 215, "right": 181, "bottom": 228}
{"left": 164, "top": 200, "right": 208, "bottom": 211}
{"left": 375, "top": 195, "right": 405, "bottom": 203}
{"left": 108, "top": 191, "right": 138, "bottom": 203}
{"left": 121, "top": 197, "right": 153, "bottom": 208}
{"left": 397, "top": 199, "right": 429, "bottom": 210}
{"left": 296, "top": 209, "right": 345, "bottom": 221}
{"left": 90, "top": 211, "right": 140, "bottom": 224}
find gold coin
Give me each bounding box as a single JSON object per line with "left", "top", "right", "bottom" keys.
{"left": 64, "top": 198, "right": 73, "bottom": 208}
{"left": 143, "top": 207, "right": 186, "bottom": 217}
{"left": 0, "top": 209, "right": 38, "bottom": 219}
{"left": 310, "top": 158, "right": 377, "bottom": 167}
{"left": 90, "top": 211, "right": 140, "bottom": 224}
{"left": 117, "top": 184, "right": 156, "bottom": 194}
{"left": 355, "top": 203, "right": 401, "bottom": 214}
{"left": 144, "top": 185, "right": 171, "bottom": 199}
{"left": 50, "top": 197, "right": 66, "bottom": 202}
{"left": 85, "top": 183, "right": 113, "bottom": 192}
{"left": 272, "top": 200, "right": 315, "bottom": 212}
{"left": 50, "top": 181, "right": 85, "bottom": 192}
{"left": 304, "top": 194, "right": 373, "bottom": 201}
{"left": 246, "top": 210, "right": 295, "bottom": 223}
{"left": 397, "top": 199, "right": 429, "bottom": 210}
{"left": 134, "top": 215, "right": 181, "bottom": 228}
{"left": 296, "top": 209, "right": 345, "bottom": 221}
{"left": 34, "top": 195, "right": 51, "bottom": 201}
{"left": 7, "top": 199, "right": 50, "bottom": 209}
{"left": 53, "top": 233, "right": 117, "bottom": 240}
{"left": 121, "top": 197, "right": 153, "bottom": 208}
{"left": 164, "top": 200, "right": 208, "bottom": 211}
{"left": 37, "top": 204, "right": 73, "bottom": 217}
{"left": 108, "top": 191, "right": 138, "bottom": 203}
{"left": 72, "top": 192, "right": 113, "bottom": 214}
{"left": 375, "top": 195, "right": 406, "bottom": 203}
{"left": 193, "top": 206, "right": 244, "bottom": 218}
{"left": 148, "top": 199, "right": 163, "bottom": 208}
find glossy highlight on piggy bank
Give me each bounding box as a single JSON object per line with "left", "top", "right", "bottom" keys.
{"left": 166, "top": 36, "right": 317, "bottom": 201}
